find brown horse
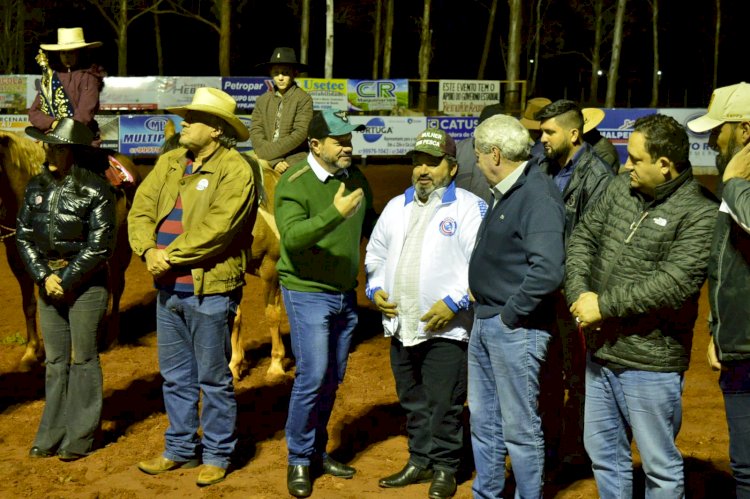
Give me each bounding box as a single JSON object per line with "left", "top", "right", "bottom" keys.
{"left": 0, "top": 130, "right": 140, "bottom": 370}
{"left": 230, "top": 156, "right": 286, "bottom": 379}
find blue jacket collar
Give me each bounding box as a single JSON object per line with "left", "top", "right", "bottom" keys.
{"left": 404, "top": 181, "right": 458, "bottom": 205}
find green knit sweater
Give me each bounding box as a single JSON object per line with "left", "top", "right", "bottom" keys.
{"left": 274, "top": 160, "right": 374, "bottom": 293}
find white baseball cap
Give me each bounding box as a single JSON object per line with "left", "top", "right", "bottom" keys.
{"left": 687, "top": 82, "right": 750, "bottom": 133}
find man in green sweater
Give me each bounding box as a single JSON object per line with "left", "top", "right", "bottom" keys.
{"left": 275, "top": 109, "right": 376, "bottom": 498}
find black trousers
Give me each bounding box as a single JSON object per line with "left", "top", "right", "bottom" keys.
{"left": 390, "top": 336, "right": 468, "bottom": 473}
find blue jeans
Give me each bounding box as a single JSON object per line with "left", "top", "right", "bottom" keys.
{"left": 282, "top": 287, "right": 358, "bottom": 466}
{"left": 584, "top": 358, "right": 685, "bottom": 499}
{"left": 34, "top": 284, "right": 108, "bottom": 455}
{"left": 468, "top": 315, "right": 551, "bottom": 499}
{"left": 156, "top": 290, "right": 239, "bottom": 469}
{"left": 719, "top": 360, "right": 750, "bottom": 499}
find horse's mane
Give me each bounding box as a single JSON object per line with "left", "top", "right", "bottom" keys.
{"left": 0, "top": 131, "right": 44, "bottom": 177}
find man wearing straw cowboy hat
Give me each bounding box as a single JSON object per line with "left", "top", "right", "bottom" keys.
{"left": 129, "top": 87, "right": 257, "bottom": 487}
{"left": 582, "top": 107, "right": 620, "bottom": 173}
{"left": 29, "top": 27, "right": 106, "bottom": 143}
{"left": 249, "top": 47, "right": 313, "bottom": 174}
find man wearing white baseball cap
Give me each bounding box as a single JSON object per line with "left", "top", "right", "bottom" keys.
{"left": 688, "top": 82, "right": 750, "bottom": 499}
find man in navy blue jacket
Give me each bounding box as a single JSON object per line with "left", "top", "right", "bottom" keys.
{"left": 467, "top": 114, "right": 566, "bottom": 498}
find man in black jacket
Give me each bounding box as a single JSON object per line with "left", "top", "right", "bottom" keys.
{"left": 534, "top": 99, "right": 614, "bottom": 474}
{"left": 688, "top": 82, "right": 750, "bottom": 498}
{"left": 567, "top": 114, "right": 717, "bottom": 498}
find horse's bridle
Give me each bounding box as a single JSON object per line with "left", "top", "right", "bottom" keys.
{"left": 0, "top": 223, "right": 16, "bottom": 240}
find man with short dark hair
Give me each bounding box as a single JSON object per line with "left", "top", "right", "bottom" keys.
{"left": 366, "top": 128, "right": 486, "bottom": 499}
{"left": 566, "top": 113, "right": 717, "bottom": 497}
{"left": 276, "top": 109, "right": 377, "bottom": 498}
{"left": 688, "top": 82, "right": 750, "bottom": 498}
{"left": 129, "top": 87, "right": 257, "bottom": 486}
{"left": 534, "top": 99, "right": 614, "bottom": 474}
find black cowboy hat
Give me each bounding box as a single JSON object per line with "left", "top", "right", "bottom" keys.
{"left": 255, "top": 47, "right": 308, "bottom": 72}
{"left": 25, "top": 117, "right": 94, "bottom": 146}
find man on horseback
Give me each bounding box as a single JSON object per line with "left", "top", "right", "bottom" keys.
{"left": 128, "top": 87, "right": 257, "bottom": 487}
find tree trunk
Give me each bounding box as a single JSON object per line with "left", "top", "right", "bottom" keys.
{"left": 529, "top": 0, "right": 543, "bottom": 96}
{"left": 649, "top": 0, "right": 659, "bottom": 107}
{"left": 300, "top": 0, "right": 310, "bottom": 66}
{"left": 605, "top": 0, "right": 627, "bottom": 107}
{"left": 589, "top": 0, "right": 603, "bottom": 103}
{"left": 383, "top": 0, "right": 394, "bottom": 79}
{"left": 154, "top": 11, "right": 164, "bottom": 76}
{"left": 417, "top": 0, "right": 432, "bottom": 113}
{"left": 477, "top": 0, "right": 497, "bottom": 80}
{"left": 15, "top": 0, "right": 24, "bottom": 72}
{"left": 217, "top": 0, "right": 231, "bottom": 76}
{"left": 325, "top": 0, "right": 334, "bottom": 78}
{"left": 117, "top": 0, "right": 128, "bottom": 75}
{"left": 505, "top": 0, "right": 522, "bottom": 111}
{"left": 713, "top": 0, "right": 720, "bottom": 89}
{"left": 372, "top": 0, "right": 382, "bottom": 79}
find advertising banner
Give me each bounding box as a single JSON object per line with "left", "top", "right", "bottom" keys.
{"left": 97, "top": 115, "right": 120, "bottom": 151}
{"left": 119, "top": 115, "right": 178, "bottom": 156}
{"left": 297, "top": 78, "right": 348, "bottom": 110}
{"left": 348, "top": 79, "right": 409, "bottom": 112}
{"left": 221, "top": 77, "right": 270, "bottom": 111}
{"left": 0, "top": 114, "right": 31, "bottom": 132}
{"left": 438, "top": 79, "right": 500, "bottom": 116}
{"left": 0, "top": 75, "right": 28, "bottom": 110}
{"left": 100, "top": 77, "right": 160, "bottom": 110}
{"left": 426, "top": 116, "right": 479, "bottom": 141}
{"left": 350, "top": 116, "right": 427, "bottom": 156}
{"left": 156, "top": 77, "right": 223, "bottom": 109}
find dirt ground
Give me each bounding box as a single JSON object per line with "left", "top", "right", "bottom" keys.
{"left": 0, "top": 165, "right": 737, "bottom": 498}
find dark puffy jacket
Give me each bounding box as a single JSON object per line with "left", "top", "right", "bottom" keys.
{"left": 16, "top": 165, "right": 116, "bottom": 292}
{"left": 565, "top": 170, "right": 717, "bottom": 372}
{"left": 708, "top": 178, "right": 750, "bottom": 361}
{"left": 536, "top": 143, "right": 614, "bottom": 242}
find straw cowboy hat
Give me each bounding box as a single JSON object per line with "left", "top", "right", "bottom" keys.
{"left": 40, "top": 27, "right": 102, "bottom": 51}
{"left": 25, "top": 117, "right": 94, "bottom": 146}
{"left": 582, "top": 108, "right": 606, "bottom": 134}
{"left": 167, "top": 87, "right": 250, "bottom": 142}
{"left": 519, "top": 97, "right": 552, "bottom": 130}
{"left": 255, "top": 47, "right": 308, "bottom": 72}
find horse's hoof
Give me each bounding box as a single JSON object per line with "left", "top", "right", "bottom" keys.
{"left": 19, "top": 351, "right": 39, "bottom": 372}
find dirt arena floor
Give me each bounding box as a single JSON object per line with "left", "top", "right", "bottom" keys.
{"left": 0, "top": 164, "right": 737, "bottom": 498}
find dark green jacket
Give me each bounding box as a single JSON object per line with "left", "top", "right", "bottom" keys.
{"left": 565, "top": 169, "right": 717, "bottom": 372}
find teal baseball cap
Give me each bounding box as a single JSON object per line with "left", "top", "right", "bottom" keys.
{"left": 308, "top": 110, "right": 365, "bottom": 139}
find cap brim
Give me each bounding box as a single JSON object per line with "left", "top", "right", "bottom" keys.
{"left": 329, "top": 123, "right": 365, "bottom": 136}
{"left": 25, "top": 126, "right": 65, "bottom": 144}
{"left": 406, "top": 148, "right": 444, "bottom": 158}
{"left": 520, "top": 117, "right": 541, "bottom": 130}
{"left": 687, "top": 114, "right": 722, "bottom": 133}
{"left": 167, "top": 104, "right": 249, "bottom": 142}
{"left": 40, "top": 41, "right": 102, "bottom": 51}
{"left": 582, "top": 108, "right": 606, "bottom": 133}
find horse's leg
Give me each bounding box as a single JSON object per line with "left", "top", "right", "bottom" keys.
{"left": 229, "top": 305, "right": 244, "bottom": 381}
{"left": 262, "top": 258, "right": 285, "bottom": 378}
{"left": 5, "top": 242, "right": 40, "bottom": 370}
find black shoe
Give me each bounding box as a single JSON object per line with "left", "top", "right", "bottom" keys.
{"left": 29, "top": 446, "right": 55, "bottom": 458}
{"left": 320, "top": 456, "right": 356, "bottom": 478}
{"left": 287, "top": 464, "right": 311, "bottom": 498}
{"left": 428, "top": 470, "right": 457, "bottom": 499}
{"left": 378, "top": 462, "right": 434, "bottom": 488}
{"left": 58, "top": 450, "right": 87, "bottom": 462}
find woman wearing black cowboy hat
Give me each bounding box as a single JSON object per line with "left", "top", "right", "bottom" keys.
{"left": 18, "top": 118, "right": 116, "bottom": 461}
{"left": 249, "top": 47, "right": 313, "bottom": 173}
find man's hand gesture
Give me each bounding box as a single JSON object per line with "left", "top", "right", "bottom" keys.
{"left": 374, "top": 289, "right": 398, "bottom": 318}
{"left": 421, "top": 300, "right": 456, "bottom": 332}
{"left": 334, "top": 183, "right": 363, "bottom": 219}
